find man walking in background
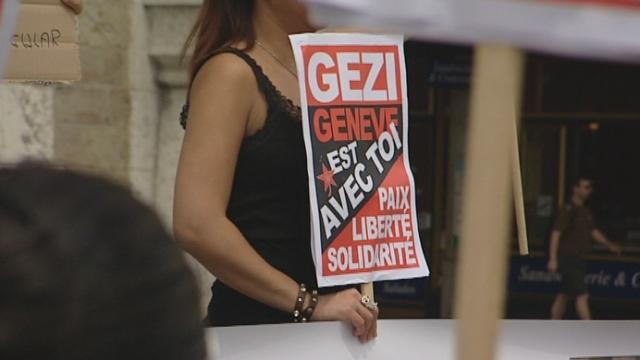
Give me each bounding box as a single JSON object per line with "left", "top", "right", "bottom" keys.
{"left": 548, "top": 176, "right": 622, "bottom": 320}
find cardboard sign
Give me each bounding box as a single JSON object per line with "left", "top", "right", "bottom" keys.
{"left": 0, "top": 0, "right": 19, "bottom": 77}
{"left": 3, "top": 0, "right": 80, "bottom": 82}
{"left": 290, "top": 33, "right": 429, "bottom": 287}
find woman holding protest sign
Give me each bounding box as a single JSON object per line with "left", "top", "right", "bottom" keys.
{"left": 174, "top": 0, "right": 379, "bottom": 342}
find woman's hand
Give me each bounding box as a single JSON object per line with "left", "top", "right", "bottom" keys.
{"left": 61, "top": 0, "right": 83, "bottom": 14}
{"left": 312, "top": 288, "right": 378, "bottom": 343}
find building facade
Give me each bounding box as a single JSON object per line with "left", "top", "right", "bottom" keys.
{"left": 2, "top": 0, "right": 638, "bottom": 320}
{"left": 0, "top": 0, "right": 212, "bottom": 312}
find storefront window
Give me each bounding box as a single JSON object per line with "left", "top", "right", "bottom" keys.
{"left": 520, "top": 123, "right": 562, "bottom": 252}
{"left": 518, "top": 120, "right": 640, "bottom": 255}
{"left": 573, "top": 121, "right": 640, "bottom": 254}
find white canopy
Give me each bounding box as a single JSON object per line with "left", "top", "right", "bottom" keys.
{"left": 306, "top": 0, "right": 640, "bottom": 61}
{"left": 0, "top": 0, "right": 19, "bottom": 77}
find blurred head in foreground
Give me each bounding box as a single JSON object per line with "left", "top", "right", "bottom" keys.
{"left": 0, "top": 163, "right": 205, "bottom": 360}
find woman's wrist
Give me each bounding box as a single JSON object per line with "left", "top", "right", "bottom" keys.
{"left": 302, "top": 289, "right": 319, "bottom": 321}
{"left": 291, "top": 283, "right": 319, "bottom": 322}
{"left": 311, "top": 293, "right": 333, "bottom": 322}
{"left": 292, "top": 283, "right": 308, "bottom": 322}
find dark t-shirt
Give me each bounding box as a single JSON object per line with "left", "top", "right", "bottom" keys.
{"left": 553, "top": 202, "right": 595, "bottom": 257}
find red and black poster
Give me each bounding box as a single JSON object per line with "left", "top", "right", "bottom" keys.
{"left": 290, "top": 33, "right": 429, "bottom": 287}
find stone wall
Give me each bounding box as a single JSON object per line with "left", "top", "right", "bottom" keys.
{"left": 145, "top": 0, "right": 214, "bottom": 312}
{"left": 1, "top": 0, "right": 212, "bottom": 311}
{"left": 0, "top": 85, "right": 54, "bottom": 161}
{"left": 1, "top": 0, "right": 159, "bottom": 200}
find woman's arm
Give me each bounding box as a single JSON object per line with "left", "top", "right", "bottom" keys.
{"left": 174, "top": 54, "right": 301, "bottom": 313}
{"left": 173, "top": 54, "right": 376, "bottom": 342}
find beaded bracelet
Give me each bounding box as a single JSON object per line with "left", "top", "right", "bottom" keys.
{"left": 293, "top": 283, "right": 307, "bottom": 322}
{"left": 301, "top": 290, "right": 319, "bottom": 322}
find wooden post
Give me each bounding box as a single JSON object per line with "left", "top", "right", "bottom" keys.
{"left": 557, "top": 126, "right": 568, "bottom": 209}
{"left": 361, "top": 283, "right": 375, "bottom": 301}
{"left": 512, "top": 115, "right": 529, "bottom": 255}
{"left": 454, "top": 45, "right": 524, "bottom": 360}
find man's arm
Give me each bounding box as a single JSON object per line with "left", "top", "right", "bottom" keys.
{"left": 592, "top": 229, "right": 622, "bottom": 255}
{"left": 549, "top": 206, "right": 569, "bottom": 273}
{"left": 548, "top": 230, "right": 562, "bottom": 272}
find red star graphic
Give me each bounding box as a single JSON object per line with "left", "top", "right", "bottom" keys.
{"left": 317, "top": 163, "right": 337, "bottom": 196}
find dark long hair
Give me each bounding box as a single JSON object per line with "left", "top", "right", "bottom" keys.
{"left": 183, "top": 0, "right": 257, "bottom": 81}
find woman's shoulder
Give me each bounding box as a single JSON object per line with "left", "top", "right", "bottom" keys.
{"left": 182, "top": 46, "right": 265, "bottom": 130}
{"left": 192, "top": 51, "right": 258, "bottom": 95}
{"left": 184, "top": 51, "right": 261, "bottom": 132}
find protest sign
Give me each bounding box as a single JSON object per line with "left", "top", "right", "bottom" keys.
{"left": 458, "top": 0, "right": 640, "bottom": 61}
{"left": 3, "top": 0, "right": 80, "bottom": 82}
{"left": 0, "top": 0, "right": 19, "bottom": 77}
{"left": 304, "top": 0, "right": 640, "bottom": 62}
{"left": 290, "top": 33, "right": 429, "bottom": 287}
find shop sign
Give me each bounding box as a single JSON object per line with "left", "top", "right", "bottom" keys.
{"left": 510, "top": 257, "right": 640, "bottom": 298}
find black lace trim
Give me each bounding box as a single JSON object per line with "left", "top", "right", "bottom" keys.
{"left": 179, "top": 103, "right": 189, "bottom": 130}
{"left": 179, "top": 48, "right": 301, "bottom": 131}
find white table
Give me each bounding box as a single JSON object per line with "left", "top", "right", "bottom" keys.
{"left": 206, "top": 319, "right": 640, "bottom": 360}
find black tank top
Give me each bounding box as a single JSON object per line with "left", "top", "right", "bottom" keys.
{"left": 180, "top": 48, "right": 317, "bottom": 326}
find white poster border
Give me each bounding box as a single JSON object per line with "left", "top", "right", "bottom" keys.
{"left": 290, "top": 33, "right": 430, "bottom": 288}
